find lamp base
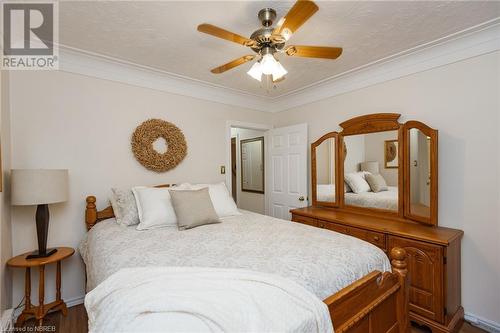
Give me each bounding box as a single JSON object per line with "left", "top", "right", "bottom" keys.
{"left": 26, "top": 248, "right": 57, "bottom": 260}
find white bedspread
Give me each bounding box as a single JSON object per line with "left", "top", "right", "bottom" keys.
{"left": 85, "top": 266, "right": 333, "bottom": 333}
{"left": 345, "top": 186, "right": 398, "bottom": 210}
{"left": 79, "top": 210, "right": 391, "bottom": 300}
{"left": 317, "top": 184, "right": 335, "bottom": 202}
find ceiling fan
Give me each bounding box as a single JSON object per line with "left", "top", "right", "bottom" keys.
{"left": 197, "top": 0, "right": 343, "bottom": 84}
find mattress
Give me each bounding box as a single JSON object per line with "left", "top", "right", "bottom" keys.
{"left": 79, "top": 210, "right": 391, "bottom": 300}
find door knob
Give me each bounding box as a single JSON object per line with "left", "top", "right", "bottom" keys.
{"left": 298, "top": 196, "right": 305, "bottom": 201}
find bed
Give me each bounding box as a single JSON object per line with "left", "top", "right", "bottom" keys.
{"left": 345, "top": 186, "right": 398, "bottom": 210}
{"left": 83, "top": 189, "right": 410, "bottom": 333}
{"left": 317, "top": 184, "right": 398, "bottom": 211}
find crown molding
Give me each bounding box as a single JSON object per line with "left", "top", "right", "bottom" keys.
{"left": 267, "top": 20, "right": 500, "bottom": 112}
{"left": 59, "top": 46, "right": 273, "bottom": 112}
{"left": 58, "top": 19, "right": 500, "bottom": 113}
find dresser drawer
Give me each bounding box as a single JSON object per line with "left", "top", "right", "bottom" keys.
{"left": 291, "top": 214, "right": 318, "bottom": 227}
{"left": 349, "top": 227, "right": 386, "bottom": 250}
{"left": 321, "top": 221, "right": 350, "bottom": 235}
{"left": 321, "top": 220, "right": 386, "bottom": 250}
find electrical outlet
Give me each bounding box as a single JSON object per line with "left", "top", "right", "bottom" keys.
{"left": 220, "top": 166, "right": 226, "bottom": 174}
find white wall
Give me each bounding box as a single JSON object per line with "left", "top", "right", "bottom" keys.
{"left": 231, "top": 128, "right": 266, "bottom": 214}
{"left": 272, "top": 51, "right": 500, "bottom": 324}
{"left": 8, "top": 70, "right": 272, "bottom": 307}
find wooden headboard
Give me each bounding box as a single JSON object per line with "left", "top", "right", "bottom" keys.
{"left": 85, "top": 184, "right": 173, "bottom": 231}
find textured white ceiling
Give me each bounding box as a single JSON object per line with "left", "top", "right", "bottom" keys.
{"left": 60, "top": 1, "right": 500, "bottom": 97}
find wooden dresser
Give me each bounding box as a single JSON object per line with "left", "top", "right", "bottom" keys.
{"left": 291, "top": 207, "right": 464, "bottom": 333}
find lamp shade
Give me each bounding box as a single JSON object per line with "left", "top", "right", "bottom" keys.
{"left": 11, "top": 169, "right": 68, "bottom": 206}
{"left": 360, "top": 161, "right": 379, "bottom": 174}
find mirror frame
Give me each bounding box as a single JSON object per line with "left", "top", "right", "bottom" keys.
{"left": 338, "top": 113, "right": 404, "bottom": 218}
{"left": 403, "top": 121, "right": 438, "bottom": 226}
{"left": 310, "top": 113, "right": 439, "bottom": 226}
{"left": 311, "top": 132, "right": 340, "bottom": 207}
{"left": 240, "top": 136, "right": 265, "bottom": 194}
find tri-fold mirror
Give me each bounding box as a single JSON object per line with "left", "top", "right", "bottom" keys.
{"left": 311, "top": 113, "right": 438, "bottom": 226}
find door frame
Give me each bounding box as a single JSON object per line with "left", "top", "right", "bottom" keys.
{"left": 225, "top": 120, "right": 273, "bottom": 214}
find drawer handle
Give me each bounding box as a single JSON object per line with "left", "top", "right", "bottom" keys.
{"left": 373, "top": 236, "right": 380, "bottom": 241}
{"left": 319, "top": 223, "right": 324, "bottom": 228}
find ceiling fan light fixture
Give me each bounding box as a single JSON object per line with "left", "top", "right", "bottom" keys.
{"left": 247, "top": 61, "right": 263, "bottom": 81}
{"left": 272, "top": 61, "right": 287, "bottom": 81}
{"left": 260, "top": 53, "right": 278, "bottom": 75}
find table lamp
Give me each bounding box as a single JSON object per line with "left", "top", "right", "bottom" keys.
{"left": 11, "top": 169, "right": 68, "bottom": 259}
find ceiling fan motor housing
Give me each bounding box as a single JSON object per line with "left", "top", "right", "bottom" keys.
{"left": 250, "top": 8, "right": 285, "bottom": 54}
{"left": 258, "top": 8, "right": 276, "bottom": 27}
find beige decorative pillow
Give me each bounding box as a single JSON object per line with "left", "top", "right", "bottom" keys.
{"left": 365, "top": 174, "right": 388, "bottom": 193}
{"left": 344, "top": 172, "right": 371, "bottom": 193}
{"left": 169, "top": 188, "right": 221, "bottom": 230}
{"left": 110, "top": 188, "right": 140, "bottom": 226}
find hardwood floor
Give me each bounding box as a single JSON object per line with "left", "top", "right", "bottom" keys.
{"left": 410, "top": 321, "right": 487, "bottom": 333}
{"left": 21, "top": 304, "right": 486, "bottom": 333}
{"left": 21, "top": 304, "right": 87, "bottom": 333}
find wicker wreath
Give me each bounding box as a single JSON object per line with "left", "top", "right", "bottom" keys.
{"left": 131, "top": 119, "right": 187, "bottom": 172}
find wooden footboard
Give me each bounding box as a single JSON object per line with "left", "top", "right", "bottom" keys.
{"left": 324, "top": 247, "right": 409, "bottom": 333}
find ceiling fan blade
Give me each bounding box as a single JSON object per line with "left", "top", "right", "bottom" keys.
{"left": 198, "top": 24, "right": 254, "bottom": 47}
{"left": 273, "top": 0, "right": 318, "bottom": 39}
{"left": 210, "top": 55, "right": 256, "bottom": 74}
{"left": 285, "top": 45, "right": 343, "bottom": 59}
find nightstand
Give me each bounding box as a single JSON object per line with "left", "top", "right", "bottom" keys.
{"left": 7, "top": 247, "right": 75, "bottom": 326}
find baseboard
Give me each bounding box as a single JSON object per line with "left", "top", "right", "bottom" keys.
{"left": 8, "top": 294, "right": 86, "bottom": 325}
{"left": 465, "top": 312, "right": 500, "bottom": 333}
{"left": 67, "top": 295, "right": 85, "bottom": 308}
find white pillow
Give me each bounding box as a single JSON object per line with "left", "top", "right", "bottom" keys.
{"left": 132, "top": 187, "right": 178, "bottom": 230}
{"left": 344, "top": 172, "right": 371, "bottom": 194}
{"left": 188, "top": 182, "right": 241, "bottom": 218}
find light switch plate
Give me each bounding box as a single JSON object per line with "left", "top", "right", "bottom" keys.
{"left": 220, "top": 166, "right": 226, "bottom": 174}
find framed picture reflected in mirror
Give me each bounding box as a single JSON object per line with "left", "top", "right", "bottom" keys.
{"left": 384, "top": 139, "right": 398, "bottom": 169}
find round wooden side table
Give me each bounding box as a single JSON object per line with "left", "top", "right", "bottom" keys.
{"left": 7, "top": 247, "right": 75, "bottom": 327}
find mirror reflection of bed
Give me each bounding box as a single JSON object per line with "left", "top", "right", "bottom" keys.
{"left": 343, "top": 131, "right": 399, "bottom": 211}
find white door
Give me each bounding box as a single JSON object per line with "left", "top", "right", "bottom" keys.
{"left": 266, "top": 123, "right": 308, "bottom": 220}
